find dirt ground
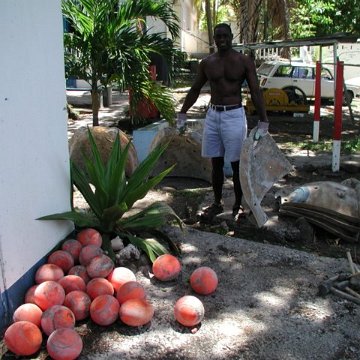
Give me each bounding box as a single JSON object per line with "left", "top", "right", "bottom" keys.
{"left": 2, "top": 93, "right": 360, "bottom": 360}
{"left": 155, "top": 95, "right": 360, "bottom": 262}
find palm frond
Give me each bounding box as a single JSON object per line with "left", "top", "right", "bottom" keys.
{"left": 139, "top": 80, "right": 176, "bottom": 124}
{"left": 118, "top": 0, "right": 180, "bottom": 39}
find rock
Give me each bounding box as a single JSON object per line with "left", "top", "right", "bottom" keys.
{"left": 117, "top": 244, "right": 141, "bottom": 261}
{"left": 69, "top": 126, "right": 138, "bottom": 177}
{"left": 111, "top": 236, "right": 124, "bottom": 252}
{"left": 149, "top": 127, "right": 212, "bottom": 183}
{"left": 295, "top": 217, "right": 314, "bottom": 242}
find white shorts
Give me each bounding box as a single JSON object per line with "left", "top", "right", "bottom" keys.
{"left": 201, "top": 106, "right": 247, "bottom": 162}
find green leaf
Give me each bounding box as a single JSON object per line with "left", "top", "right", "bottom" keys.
{"left": 125, "top": 164, "right": 175, "bottom": 209}
{"left": 122, "top": 142, "right": 171, "bottom": 206}
{"left": 71, "top": 161, "right": 103, "bottom": 218}
{"left": 85, "top": 126, "right": 106, "bottom": 189}
{"left": 117, "top": 202, "right": 183, "bottom": 231}
{"left": 124, "top": 233, "right": 169, "bottom": 263}
{"left": 101, "top": 202, "right": 128, "bottom": 231}
{"left": 105, "top": 134, "right": 129, "bottom": 207}
{"left": 37, "top": 211, "right": 100, "bottom": 228}
{"left": 148, "top": 228, "right": 181, "bottom": 256}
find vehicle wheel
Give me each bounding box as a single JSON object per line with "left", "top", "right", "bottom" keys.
{"left": 282, "top": 86, "right": 307, "bottom": 105}
{"left": 342, "top": 90, "right": 353, "bottom": 105}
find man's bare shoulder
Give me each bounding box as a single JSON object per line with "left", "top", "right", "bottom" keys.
{"left": 200, "top": 50, "right": 253, "bottom": 67}
{"left": 200, "top": 53, "right": 217, "bottom": 64}
{"left": 231, "top": 50, "right": 252, "bottom": 61}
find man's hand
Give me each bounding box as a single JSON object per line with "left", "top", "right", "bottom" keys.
{"left": 176, "top": 113, "right": 187, "bottom": 133}
{"left": 254, "top": 121, "right": 269, "bottom": 140}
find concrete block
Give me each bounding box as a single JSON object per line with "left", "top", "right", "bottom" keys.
{"left": 132, "top": 120, "right": 169, "bottom": 162}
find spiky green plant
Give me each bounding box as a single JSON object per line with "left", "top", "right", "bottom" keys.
{"left": 38, "top": 128, "right": 182, "bottom": 262}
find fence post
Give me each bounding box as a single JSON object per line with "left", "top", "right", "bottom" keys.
{"left": 313, "top": 61, "right": 322, "bottom": 142}
{"left": 332, "top": 60, "right": 344, "bottom": 172}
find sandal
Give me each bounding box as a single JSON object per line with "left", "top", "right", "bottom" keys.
{"left": 233, "top": 205, "right": 247, "bottom": 223}
{"left": 197, "top": 203, "right": 224, "bottom": 223}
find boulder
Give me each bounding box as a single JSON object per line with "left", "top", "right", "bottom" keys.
{"left": 69, "top": 127, "right": 138, "bottom": 177}
{"left": 150, "top": 127, "right": 212, "bottom": 183}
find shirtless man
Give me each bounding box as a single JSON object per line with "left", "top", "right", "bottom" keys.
{"left": 177, "top": 23, "right": 269, "bottom": 222}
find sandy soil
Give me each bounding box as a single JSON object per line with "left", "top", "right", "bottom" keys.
{"left": 77, "top": 227, "right": 360, "bottom": 360}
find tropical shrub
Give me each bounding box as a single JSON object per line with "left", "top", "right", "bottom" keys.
{"left": 38, "top": 128, "right": 182, "bottom": 262}
{"left": 63, "top": 0, "right": 180, "bottom": 126}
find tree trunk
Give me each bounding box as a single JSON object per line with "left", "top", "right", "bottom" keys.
{"left": 91, "top": 84, "right": 100, "bottom": 127}
{"left": 212, "top": 0, "right": 216, "bottom": 28}
{"left": 205, "top": 0, "right": 214, "bottom": 53}
{"left": 270, "top": 0, "right": 290, "bottom": 58}
{"left": 240, "top": 0, "right": 263, "bottom": 44}
{"left": 103, "top": 85, "right": 112, "bottom": 107}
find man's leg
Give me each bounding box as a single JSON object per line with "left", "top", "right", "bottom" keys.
{"left": 197, "top": 157, "right": 224, "bottom": 222}
{"left": 231, "top": 160, "right": 243, "bottom": 215}
{"left": 211, "top": 157, "right": 224, "bottom": 205}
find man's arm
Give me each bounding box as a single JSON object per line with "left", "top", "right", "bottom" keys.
{"left": 180, "top": 61, "right": 208, "bottom": 114}
{"left": 244, "top": 56, "right": 268, "bottom": 123}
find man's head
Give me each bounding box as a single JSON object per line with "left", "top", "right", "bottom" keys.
{"left": 213, "top": 23, "right": 233, "bottom": 52}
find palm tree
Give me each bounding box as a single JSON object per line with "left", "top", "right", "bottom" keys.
{"left": 266, "top": 0, "right": 291, "bottom": 57}
{"left": 204, "top": 0, "right": 215, "bottom": 53}
{"left": 63, "top": 0, "right": 180, "bottom": 126}
{"left": 228, "top": 0, "right": 291, "bottom": 44}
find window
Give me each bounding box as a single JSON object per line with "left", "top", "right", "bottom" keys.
{"left": 257, "top": 63, "right": 276, "bottom": 76}
{"left": 293, "top": 67, "right": 313, "bottom": 79}
{"left": 274, "top": 65, "right": 292, "bottom": 77}
{"left": 321, "top": 68, "right": 333, "bottom": 80}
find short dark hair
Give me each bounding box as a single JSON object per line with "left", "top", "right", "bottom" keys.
{"left": 214, "top": 23, "right": 232, "bottom": 34}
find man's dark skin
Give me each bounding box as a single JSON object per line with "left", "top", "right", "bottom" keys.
{"left": 179, "top": 23, "right": 268, "bottom": 217}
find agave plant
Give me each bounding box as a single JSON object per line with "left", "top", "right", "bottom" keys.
{"left": 38, "top": 128, "right": 182, "bottom": 262}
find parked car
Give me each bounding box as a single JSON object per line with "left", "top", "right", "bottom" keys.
{"left": 257, "top": 60, "right": 360, "bottom": 104}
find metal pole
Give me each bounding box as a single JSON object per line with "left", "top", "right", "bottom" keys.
{"left": 313, "top": 61, "right": 321, "bottom": 142}
{"left": 332, "top": 61, "right": 344, "bottom": 172}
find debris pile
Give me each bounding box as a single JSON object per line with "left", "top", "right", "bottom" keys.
{"left": 319, "top": 250, "right": 360, "bottom": 305}
{"left": 280, "top": 179, "right": 360, "bottom": 242}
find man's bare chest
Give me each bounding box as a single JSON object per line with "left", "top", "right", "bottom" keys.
{"left": 205, "top": 60, "right": 244, "bottom": 82}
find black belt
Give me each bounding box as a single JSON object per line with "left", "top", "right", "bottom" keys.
{"left": 209, "top": 103, "right": 242, "bottom": 112}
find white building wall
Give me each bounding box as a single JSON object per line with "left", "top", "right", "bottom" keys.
{"left": 147, "top": 0, "right": 210, "bottom": 57}
{"left": 0, "top": 0, "right": 73, "bottom": 327}
{"left": 180, "top": 0, "right": 212, "bottom": 56}
{"left": 147, "top": 1, "right": 242, "bottom": 58}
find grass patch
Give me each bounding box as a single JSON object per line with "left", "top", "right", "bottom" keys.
{"left": 281, "top": 138, "right": 360, "bottom": 154}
